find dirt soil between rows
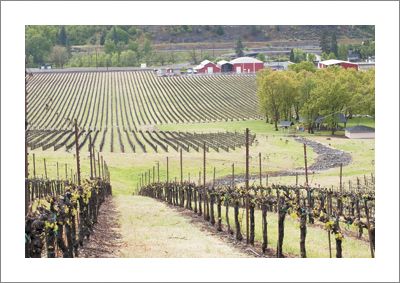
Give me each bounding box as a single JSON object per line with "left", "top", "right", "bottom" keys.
{"left": 77, "top": 197, "right": 124, "bottom": 258}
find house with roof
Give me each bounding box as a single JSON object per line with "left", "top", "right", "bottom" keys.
{"left": 230, "top": 57, "right": 264, "bottom": 73}
{"left": 318, "top": 59, "right": 358, "bottom": 70}
{"left": 193, "top": 60, "right": 221, "bottom": 74}
{"left": 264, "top": 61, "right": 294, "bottom": 71}
{"left": 345, "top": 125, "right": 375, "bottom": 139}
{"left": 217, "top": 60, "right": 233, "bottom": 73}
{"left": 278, "top": 120, "right": 294, "bottom": 129}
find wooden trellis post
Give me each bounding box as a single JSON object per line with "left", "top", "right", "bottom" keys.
{"left": 180, "top": 148, "right": 183, "bottom": 185}
{"left": 213, "top": 167, "right": 216, "bottom": 187}
{"left": 57, "top": 162, "right": 59, "bottom": 180}
{"left": 89, "top": 135, "right": 93, "bottom": 179}
{"left": 74, "top": 119, "right": 81, "bottom": 186}
{"left": 33, "top": 153, "right": 36, "bottom": 178}
{"left": 65, "top": 163, "right": 67, "bottom": 180}
{"left": 93, "top": 145, "right": 97, "bottom": 178}
{"left": 157, "top": 161, "right": 160, "bottom": 183}
{"left": 232, "top": 163, "right": 235, "bottom": 188}
{"left": 44, "top": 158, "right": 47, "bottom": 179}
{"left": 304, "top": 143, "right": 308, "bottom": 186}
{"left": 97, "top": 152, "right": 101, "bottom": 179}
{"left": 259, "top": 152, "right": 262, "bottom": 186}
{"left": 166, "top": 157, "right": 169, "bottom": 183}
{"left": 203, "top": 142, "right": 209, "bottom": 221}
{"left": 245, "top": 128, "right": 250, "bottom": 244}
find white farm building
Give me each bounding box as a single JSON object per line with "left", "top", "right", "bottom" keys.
{"left": 345, "top": 126, "right": 375, "bottom": 139}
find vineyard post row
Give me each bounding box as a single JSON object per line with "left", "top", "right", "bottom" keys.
{"left": 137, "top": 128, "right": 375, "bottom": 258}
{"left": 25, "top": 116, "right": 111, "bottom": 216}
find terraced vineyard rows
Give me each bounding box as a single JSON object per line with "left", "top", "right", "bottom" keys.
{"left": 27, "top": 71, "right": 261, "bottom": 153}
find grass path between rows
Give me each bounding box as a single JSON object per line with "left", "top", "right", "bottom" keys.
{"left": 114, "top": 195, "right": 251, "bottom": 258}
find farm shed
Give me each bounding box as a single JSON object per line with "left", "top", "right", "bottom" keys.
{"left": 345, "top": 125, "right": 375, "bottom": 139}
{"left": 278, "top": 121, "right": 294, "bottom": 128}
{"left": 217, "top": 60, "right": 233, "bottom": 73}
{"left": 194, "top": 60, "right": 221, "bottom": 74}
{"left": 318, "top": 59, "right": 359, "bottom": 70}
{"left": 230, "top": 57, "right": 264, "bottom": 73}
{"left": 264, "top": 61, "right": 294, "bottom": 71}
{"left": 315, "top": 113, "right": 347, "bottom": 125}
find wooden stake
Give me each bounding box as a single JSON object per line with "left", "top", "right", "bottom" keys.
{"left": 180, "top": 148, "right": 183, "bottom": 185}
{"left": 44, "top": 158, "right": 47, "bottom": 179}
{"left": 97, "top": 152, "right": 101, "bottom": 179}
{"left": 166, "top": 157, "right": 169, "bottom": 183}
{"left": 303, "top": 143, "right": 308, "bottom": 186}
{"left": 364, "top": 200, "right": 375, "bottom": 258}
{"left": 339, "top": 163, "right": 343, "bottom": 193}
{"left": 57, "top": 162, "right": 59, "bottom": 180}
{"left": 232, "top": 163, "right": 235, "bottom": 188}
{"left": 33, "top": 153, "right": 36, "bottom": 178}
{"left": 65, "top": 163, "right": 67, "bottom": 180}
{"left": 93, "top": 145, "right": 97, "bottom": 178}
{"left": 213, "top": 167, "right": 216, "bottom": 187}
{"left": 101, "top": 155, "right": 104, "bottom": 181}
{"left": 245, "top": 128, "right": 250, "bottom": 244}
{"left": 153, "top": 166, "right": 155, "bottom": 183}
{"left": 74, "top": 119, "right": 81, "bottom": 185}
{"left": 157, "top": 161, "right": 160, "bottom": 183}
{"left": 89, "top": 135, "right": 93, "bottom": 179}
{"left": 259, "top": 152, "right": 262, "bottom": 186}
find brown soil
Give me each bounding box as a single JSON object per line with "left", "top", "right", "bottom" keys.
{"left": 78, "top": 197, "right": 124, "bottom": 258}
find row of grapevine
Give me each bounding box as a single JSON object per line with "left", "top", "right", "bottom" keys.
{"left": 139, "top": 182, "right": 375, "bottom": 258}
{"left": 27, "top": 130, "right": 255, "bottom": 153}
{"left": 26, "top": 71, "right": 262, "bottom": 152}
{"left": 25, "top": 178, "right": 112, "bottom": 258}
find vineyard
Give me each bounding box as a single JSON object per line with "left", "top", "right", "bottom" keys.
{"left": 26, "top": 71, "right": 261, "bottom": 153}
{"left": 139, "top": 181, "right": 375, "bottom": 258}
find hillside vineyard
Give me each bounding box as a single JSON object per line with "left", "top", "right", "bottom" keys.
{"left": 26, "top": 71, "right": 261, "bottom": 153}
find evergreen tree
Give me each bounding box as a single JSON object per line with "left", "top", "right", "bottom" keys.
{"left": 100, "top": 32, "right": 106, "bottom": 45}
{"left": 330, "top": 32, "right": 338, "bottom": 57}
{"left": 320, "top": 31, "right": 330, "bottom": 54}
{"left": 58, "top": 26, "right": 67, "bottom": 46}
{"left": 235, "top": 38, "right": 244, "bottom": 57}
{"left": 289, "top": 49, "right": 295, "bottom": 62}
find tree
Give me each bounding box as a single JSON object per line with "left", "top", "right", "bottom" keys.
{"left": 288, "top": 61, "right": 316, "bottom": 73}
{"left": 48, "top": 45, "right": 69, "bottom": 68}
{"left": 320, "top": 31, "right": 331, "bottom": 54}
{"left": 99, "top": 32, "right": 106, "bottom": 45}
{"left": 330, "top": 32, "right": 338, "bottom": 57}
{"left": 307, "top": 53, "right": 316, "bottom": 62}
{"left": 235, "top": 38, "right": 244, "bottom": 57}
{"left": 289, "top": 49, "right": 295, "bottom": 62}
{"left": 337, "top": 44, "right": 348, "bottom": 60}
{"left": 189, "top": 49, "right": 198, "bottom": 64}
{"left": 215, "top": 26, "right": 224, "bottom": 36}
{"left": 312, "top": 68, "right": 349, "bottom": 135}
{"left": 104, "top": 39, "right": 116, "bottom": 54}
{"left": 257, "top": 70, "right": 295, "bottom": 131}
{"left": 327, "top": 52, "right": 337, "bottom": 60}
{"left": 57, "top": 26, "right": 68, "bottom": 46}
{"left": 257, "top": 53, "right": 266, "bottom": 62}
{"left": 120, "top": 50, "right": 137, "bottom": 66}
{"left": 25, "top": 34, "right": 52, "bottom": 64}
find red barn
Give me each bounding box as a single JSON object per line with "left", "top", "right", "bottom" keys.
{"left": 318, "top": 59, "right": 359, "bottom": 70}
{"left": 230, "top": 57, "right": 264, "bottom": 73}
{"left": 193, "top": 60, "right": 221, "bottom": 74}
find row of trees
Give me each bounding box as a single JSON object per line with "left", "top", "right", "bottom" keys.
{"left": 257, "top": 62, "right": 375, "bottom": 134}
